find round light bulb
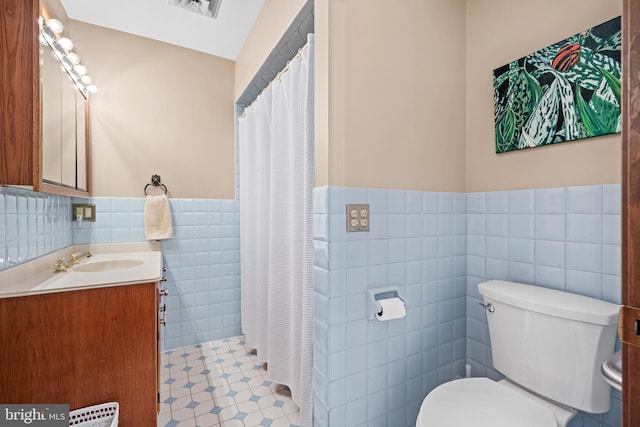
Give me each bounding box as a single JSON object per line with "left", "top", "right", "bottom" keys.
{"left": 74, "top": 64, "right": 87, "bottom": 76}
{"left": 46, "top": 19, "right": 64, "bottom": 34}
{"left": 87, "top": 85, "right": 97, "bottom": 93}
{"left": 57, "top": 37, "right": 73, "bottom": 51}
{"left": 66, "top": 52, "right": 80, "bottom": 65}
{"left": 81, "top": 75, "right": 92, "bottom": 85}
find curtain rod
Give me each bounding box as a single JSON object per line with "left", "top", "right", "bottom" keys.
{"left": 239, "top": 43, "right": 309, "bottom": 119}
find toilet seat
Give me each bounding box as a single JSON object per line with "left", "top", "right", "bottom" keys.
{"left": 416, "top": 377, "right": 558, "bottom": 427}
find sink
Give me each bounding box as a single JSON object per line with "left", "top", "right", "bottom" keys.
{"left": 73, "top": 259, "right": 144, "bottom": 273}
{"left": 601, "top": 350, "right": 622, "bottom": 391}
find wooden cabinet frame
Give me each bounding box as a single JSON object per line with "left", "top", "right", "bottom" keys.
{"left": 623, "top": 1, "right": 640, "bottom": 425}
{"left": 0, "top": 0, "right": 91, "bottom": 197}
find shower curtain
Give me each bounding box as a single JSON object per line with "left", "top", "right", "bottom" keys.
{"left": 238, "top": 35, "right": 314, "bottom": 427}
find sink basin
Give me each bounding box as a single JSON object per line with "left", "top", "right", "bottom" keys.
{"left": 73, "top": 259, "right": 144, "bottom": 273}
{"left": 601, "top": 350, "right": 622, "bottom": 391}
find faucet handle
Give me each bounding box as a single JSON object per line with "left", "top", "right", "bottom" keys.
{"left": 53, "top": 258, "right": 67, "bottom": 272}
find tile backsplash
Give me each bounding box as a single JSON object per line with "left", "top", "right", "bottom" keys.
{"left": 72, "top": 197, "right": 241, "bottom": 350}
{"left": 0, "top": 183, "right": 622, "bottom": 427}
{"left": 312, "top": 187, "right": 468, "bottom": 427}
{"left": 0, "top": 187, "right": 72, "bottom": 270}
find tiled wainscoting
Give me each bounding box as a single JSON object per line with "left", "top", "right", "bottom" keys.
{"left": 312, "top": 185, "right": 621, "bottom": 427}
{"left": 0, "top": 184, "right": 622, "bottom": 427}
{"left": 465, "top": 185, "right": 621, "bottom": 427}
{"left": 0, "top": 187, "right": 72, "bottom": 270}
{"left": 72, "top": 197, "right": 242, "bottom": 349}
{"left": 312, "top": 187, "right": 468, "bottom": 427}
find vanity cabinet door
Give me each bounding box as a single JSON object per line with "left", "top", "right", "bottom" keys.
{"left": 0, "top": 283, "right": 158, "bottom": 426}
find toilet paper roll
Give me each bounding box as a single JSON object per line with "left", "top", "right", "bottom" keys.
{"left": 376, "top": 297, "right": 406, "bottom": 321}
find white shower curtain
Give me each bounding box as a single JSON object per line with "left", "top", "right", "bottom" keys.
{"left": 239, "top": 34, "right": 314, "bottom": 427}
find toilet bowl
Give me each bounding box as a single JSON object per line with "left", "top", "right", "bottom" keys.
{"left": 416, "top": 280, "right": 619, "bottom": 427}
{"left": 416, "top": 377, "right": 575, "bottom": 427}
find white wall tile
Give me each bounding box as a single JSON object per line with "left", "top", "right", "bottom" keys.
{"left": 535, "top": 240, "right": 565, "bottom": 268}
{"left": 422, "top": 192, "right": 439, "bottom": 214}
{"left": 567, "top": 185, "right": 602, "bottom": 214}
{"left": 467, "top": 192, "right": 486, "bottom": 214}
{"left": 486, "top": 214, "right": 508, "bottom": 237}
{"left": 602, "top": 184, "right": 621, "bottom": 215}
{"left": 535, "top": 214, "right": 565, "bottom": 241}
{"left": 566, "top": 214, "right": 602, "bottom": 243}
{"left": 508, "top": 189, "right": 534, "bottom": 213}
{"left": 486, "top": 191, "right": 508, "bottom": 214}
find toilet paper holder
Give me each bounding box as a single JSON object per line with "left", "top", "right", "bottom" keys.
{"left": 367, "top": 287, "right": 406, "bottom": 320}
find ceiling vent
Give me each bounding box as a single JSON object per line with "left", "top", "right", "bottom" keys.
{"left": 168, "top": 0, "right": 222, "bottom": 19}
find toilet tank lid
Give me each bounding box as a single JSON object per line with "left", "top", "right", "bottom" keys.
{"left": 478, "top": 280, "right": 619, "bottom": 326}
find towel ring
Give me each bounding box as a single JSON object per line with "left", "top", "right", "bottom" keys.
{"left": 144, "top": 174, "right": 168, "bottom": 195}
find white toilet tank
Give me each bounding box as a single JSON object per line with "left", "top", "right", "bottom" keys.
{"left": 478, "top": 280, "right": 619, "bottom": 414}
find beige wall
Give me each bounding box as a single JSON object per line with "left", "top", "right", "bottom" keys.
{"left": 234, "top": 0, "right": 306, "bottom": 102}
{"left": 61, "top": 0, "right": 622, "bottom": 198}
{"left": 69, "top": 21, "right": 235, "bottom": 199}
{"left": 466, "top": 0, "right": 622, "bottom": 192}
{"left": 316, "top": 0, "right": 467, "bottom": 191}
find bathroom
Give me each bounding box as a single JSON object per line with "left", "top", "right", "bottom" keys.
{"left": 0, "top": 0, "right": 635, "bottom": 426}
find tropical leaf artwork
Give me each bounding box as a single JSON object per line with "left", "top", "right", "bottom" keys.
{"left": 493, "top": 16, "right": 621, "bottom": 153}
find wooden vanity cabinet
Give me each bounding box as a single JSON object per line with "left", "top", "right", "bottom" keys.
{"left": 0, "top": 282, "right": 159, "bottom": 426}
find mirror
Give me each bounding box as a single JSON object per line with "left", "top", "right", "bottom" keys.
{"left": 40, "top": 29, "right": 89, "bottom": 192}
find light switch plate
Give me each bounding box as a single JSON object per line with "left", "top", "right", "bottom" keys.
{"left": 346, "top": 204, "right": 370, "bottom": 232}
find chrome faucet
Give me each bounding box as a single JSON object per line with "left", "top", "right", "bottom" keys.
{"left": 53, "top": 251, "right": 92, "bottom": 272}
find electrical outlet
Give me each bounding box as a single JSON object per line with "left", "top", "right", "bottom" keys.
{"left": 346, "top": 204, "right": 370, "bottom": 232}
{"left": 72, "top": 204, "right": 96, "bottom": 222}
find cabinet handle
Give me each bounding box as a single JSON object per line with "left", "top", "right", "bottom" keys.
{"left": 159, "top": 289, "right": 168, "bottom": 297}
{"left": 159, "top": 304, "right": 166, "bottom": 312}
{"left": 160, "top": 276, "right": 168, "bottom": 282}
{"left": 162, "top": 267, "right": 167, "bottom": 272}
{"left": 160, "top": 310, "right": 167, "bottom": 326}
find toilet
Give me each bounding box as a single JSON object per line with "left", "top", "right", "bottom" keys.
{"left": 417, "top": 280, "right": 619, "bottom": 427}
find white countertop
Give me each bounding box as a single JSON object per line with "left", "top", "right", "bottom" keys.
{"left": 0, "top": 242, "right": 163, "bottom": 298}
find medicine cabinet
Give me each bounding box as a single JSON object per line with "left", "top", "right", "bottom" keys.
{"left": 0, "top": 0, "right": 90, "bottom": 197}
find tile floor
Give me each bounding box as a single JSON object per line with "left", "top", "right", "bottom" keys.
{"left": 159, "top": 336, "right": 300, "bottom": 427}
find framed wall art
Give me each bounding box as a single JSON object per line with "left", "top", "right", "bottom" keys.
{"left": 493, "top": 16, "right": 621, "bottom": 153}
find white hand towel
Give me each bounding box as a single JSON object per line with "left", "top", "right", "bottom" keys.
{"left": 144, "top": 194, "right": 173, "bottom": 240}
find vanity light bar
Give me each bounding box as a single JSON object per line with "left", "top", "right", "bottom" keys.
{"left": 38, "top": 17, "right": 97, "bottom": 94}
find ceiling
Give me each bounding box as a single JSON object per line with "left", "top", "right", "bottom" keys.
{"left": 60, "top": 0, "right": 265, "bottom": 60}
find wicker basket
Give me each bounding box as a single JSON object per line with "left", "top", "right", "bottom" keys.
{"left": 69, "top": 402, "right": 119, "bottom": 427}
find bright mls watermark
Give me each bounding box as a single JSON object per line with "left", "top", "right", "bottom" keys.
{"left": 0, "top": 405, "right": 68, "bottom": 426}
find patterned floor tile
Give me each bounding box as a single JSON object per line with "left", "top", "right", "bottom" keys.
{"left": 286, "top": 410, "right": 300, "bottom": 424}
{"left": 261, "top": 406, "right": 287, "bottom": 421}
{"left": 217, "top": 404, "right": 240, "bottom": 422}
{"left": 172, "top": 407, "right": 195, "bottom": 422}
{"left": 241, "top": 410, "right": 265, "bottom": 426}
{"left": 160, "top": 336, "right": 299, "bottom": 427}
{"left": 195, "top": 412, "right": 220, "bottom": 426}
